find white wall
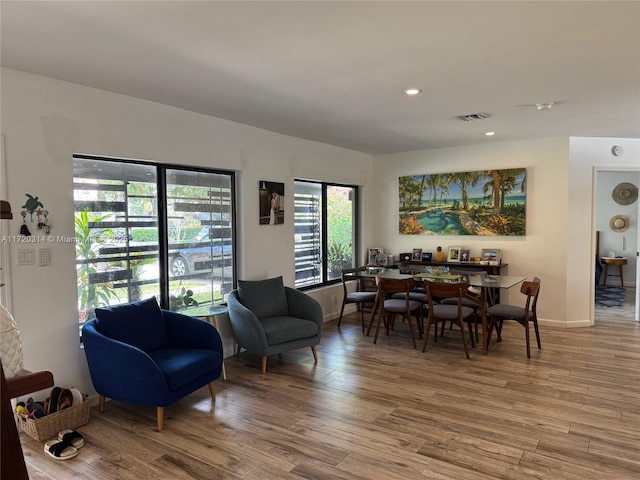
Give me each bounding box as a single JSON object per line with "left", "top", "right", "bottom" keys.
{"left": 370, "top": 138, "right": 571, "bottom": 327}
{"left": 0, "top": 68, "right": 371, "bottom": 395}
{"left": 568, "top": 137, "right": 640, "bottom": 324}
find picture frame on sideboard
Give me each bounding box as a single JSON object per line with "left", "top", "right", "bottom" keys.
{"left": 481, "top": 248, "right": 501, "bottom": 265}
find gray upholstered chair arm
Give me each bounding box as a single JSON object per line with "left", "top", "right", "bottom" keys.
{"left": 285, "top": 287, "right": 324, "bottom": 330}
{"left": 228, "top": 290, "right": 270, "bottom": 354}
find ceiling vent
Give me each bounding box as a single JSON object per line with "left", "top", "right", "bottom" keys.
{"left": 456, "top": 112, "right": 490, "bottom": 121}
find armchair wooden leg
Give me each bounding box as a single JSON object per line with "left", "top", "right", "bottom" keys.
{"left": 99, "top": 395, "right": 105, "bottom": 413}
{"left": 156, "top": 407, "right": 164, "bottom": 432}
{"left": 311, "top": 345, "right": 318, "bottom": 364}
{"left": 208, "top": 381, "right": 215, "bottom": 400}
{"left": 261, "top": 356, "right": 267, "bottom": 374}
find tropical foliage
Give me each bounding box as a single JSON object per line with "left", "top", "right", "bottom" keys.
{"left": 399, "top": 168, "right": 526, "bottom": 236}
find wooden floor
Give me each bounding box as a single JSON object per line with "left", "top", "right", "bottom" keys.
{"left": 20, "top": 309, "right": 640, "bottom": 480}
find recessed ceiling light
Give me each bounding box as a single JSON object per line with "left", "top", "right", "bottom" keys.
{"left": 535, "top": 102, "right": 554, "bottom": 111}
{"left": 485, "top": 132, "right": 496, "bottom": 136}
{"left": 403, "top": 88, "right": 422, "bottom": 96}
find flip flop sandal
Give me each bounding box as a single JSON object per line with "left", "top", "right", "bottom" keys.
{"left": 57, "top": 388, "right": 73, "bottom": 411}
{"left": 44, "top": 440, "right": 78, "bottom": 460}
{"left": 58, "top": 430, "right": 85, "bottom": 449}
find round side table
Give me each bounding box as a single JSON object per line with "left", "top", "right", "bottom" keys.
{"left": 178, "top": 304, "right": 228, "bottom": 380}
{"left": 600, "top": 257, "right": 627, "bottom": 287}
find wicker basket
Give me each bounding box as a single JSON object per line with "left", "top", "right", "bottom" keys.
{"left": 16, "top": 397, "right": 91, "bottom": 442}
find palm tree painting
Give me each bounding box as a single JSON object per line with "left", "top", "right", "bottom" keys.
{"left": 399, "top": 168, "right": 526, "bottom": 236}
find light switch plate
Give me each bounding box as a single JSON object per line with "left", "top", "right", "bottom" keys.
{"left": 17, "top": 249, "right": 35, "bottom": 266}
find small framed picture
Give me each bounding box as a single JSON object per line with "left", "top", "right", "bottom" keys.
{"left": 421, "top": 252, "right": 432, "bottom": 262}
{"left": 481, "top": 248, "right": 501, "bottom": 265}
{"left": 379, "top": 253, "right": 388, "bottom": 266}
{"left": 448, "top": 246, "right": 461, "bottom": 262}
{"left": 412, "top": 248, "right": 423, "bottom": 261}
{"left": 368, "top": 247, "right": 383, "bottom": 265}
{"left": 459, "top": 249, "right": 470, "bottom": 262}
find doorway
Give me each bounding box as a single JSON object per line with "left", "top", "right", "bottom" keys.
{"left": 594, "top": 168, "right": 639, "bottom": 323}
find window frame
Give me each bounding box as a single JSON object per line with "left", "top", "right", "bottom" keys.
{"left": 73, "top": 155, "right": 237, "bottom": 321}
{"left": 294, "top": 179, "right": 360, "bottom": 290}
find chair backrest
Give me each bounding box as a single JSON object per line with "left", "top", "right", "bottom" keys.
{"left": 424, "top": 280, "right": 468, "bottom": 310}
{"left": 520, "top": 276, "right": 541, "bottom": 315}
{"left": 341, "top": 266, "right": 367, "bottom": 294}
{"left": 375, "top": 276, "right": 416, "bottom": 296}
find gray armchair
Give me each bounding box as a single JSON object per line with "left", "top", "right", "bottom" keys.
{"left": 228, "top": 276, "right": 323, "bottom": 374}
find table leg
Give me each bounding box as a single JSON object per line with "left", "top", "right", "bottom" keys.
{"left": 480, "top": 288, "right": 488, "bottom": 354}
{"left": 619, "top": 265, "right": 624, "bottom": 287}
{"left": 206, "top": 315, "right": 227, "bottom": 381}
{"left": 603, "top": 265, "right": 609, "bottom": 286}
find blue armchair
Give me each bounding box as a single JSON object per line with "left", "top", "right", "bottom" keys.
{"left": 228, "top": 276, "right": 323, "bottom": 374}
{"left": 82, "top": 297, "right": 223, "bottom": 431}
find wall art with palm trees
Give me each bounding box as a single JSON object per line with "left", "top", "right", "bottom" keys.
{"left": 399, "top": 168, "right": 526, "bottom": 236}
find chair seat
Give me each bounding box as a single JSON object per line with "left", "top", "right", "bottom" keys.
{"left": 347, "top": 291, "right": 377, "bottom": 302}
{"left": 432, "top": 304, "right": 475, "bottom": 321}
{"left": 391, "top": 292, "right": 428, "bottom": 302}
{"left": 261, "top": 316, "right": 319, "bottom": 345}
{"left": 440, "top": 297, "right": 483, "bottom": 309}
{"left": 487, "top": 304, "right": 533, "bottom": 321}
{"left": 382, "top": 298, "right": 422, "bottom": 313}
{"left": 149, "top": 348, "right": 222, "bottom": 391}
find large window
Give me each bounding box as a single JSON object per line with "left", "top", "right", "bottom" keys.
{"left": 73, "top": 156, "right": 235, "bottom": 327}
{"left": 294, "top": 180, "right": 358, "bottom": 288}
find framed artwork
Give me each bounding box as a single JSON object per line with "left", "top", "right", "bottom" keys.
{"left": 459, "top": 249, "right": 470, "bottom": 262}
{"left": 412, "top": 248, "right": 423, "bottom": 261}
{"left": 398, "top": 168, "right": 526, "bottom": 236}
{"left": 378, "top": 254, "right": 388, "bottom": 266}
{"left": 259, "top": 180, "right": 285, "bottom": 225}
{"left": 421, "top": 252, "right": 432, "bottom": 262}
{"left": 368, "top": 247, "right": 383, "bottom": 265}
{"left": 481, "top": 248, "right": 501, "bottom": 264}
{"left": 448, "top": 246, "right": 461, "bottom": 262}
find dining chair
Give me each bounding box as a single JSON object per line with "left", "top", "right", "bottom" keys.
{"left": 422, "top": 280, "right": 474, "bottom": 359}
{"left": 371, "top": 276, "right": 423, "bottom": 348}
{"left": 486, "top": 277, "right": 541, "bottom": 358}
{"left": 389, "top": 281, "right": 428, "bottom": 338}
{"left": 338, "top": 267, "right": 377, "bottom": 333}
{"left": 440, "top": 269, "right": 489, "bottom": 342}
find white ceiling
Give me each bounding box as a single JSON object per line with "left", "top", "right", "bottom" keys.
{"left": 1, "top": 1, "right": 639, "bottom": 154}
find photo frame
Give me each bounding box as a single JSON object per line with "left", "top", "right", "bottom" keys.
{"left": 378, "top": 253, "right": 388, "bottom": 266}
{"left": 412, "top": 248, "right": 423, "bottom": 261}
{"left": 459, "top": 249, "right": 470, "bottom": 263}
{"left": 447, "top": 246, "right": 461, "bottom": 262}
{"left": 259, "top": 180, "right": 285, "bottom": 225}
{"left": 481, "top": 248, "right": 501, "bottom": 265}
{"left": 368, "top": 247, "right": 383, "bottom": 265}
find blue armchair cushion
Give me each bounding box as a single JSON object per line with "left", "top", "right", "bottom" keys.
{"left": 261, "top": 316, "right": 319, "bottom": 346}
{"left": 238, "top": 276, "right": 288, "bottom": 319}
{"left": 148, "top": 348, "right": 221, "bottom": 391}
{"left": 95, "top": 297, "right": 168, "bottom": 353}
